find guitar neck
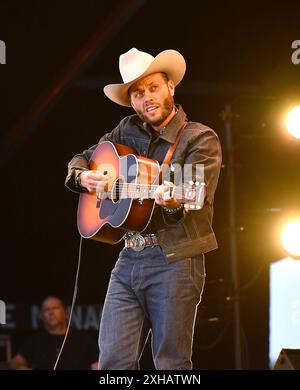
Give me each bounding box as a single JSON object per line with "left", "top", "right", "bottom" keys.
{"left": 105, "top": 182, "right": 187, "bottom": 201}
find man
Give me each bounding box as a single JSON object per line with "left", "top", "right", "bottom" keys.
{"left": 10, "top": 296, "right": 98, "bottom": 370}
{"left": 65, "top": 48, "right": 222, "bottom": 369}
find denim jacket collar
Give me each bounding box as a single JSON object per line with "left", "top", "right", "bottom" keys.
{"left": 141, "top": 105, "right": 187, "bottom": 144}
{"left": 159, "top": 105, "right": 187, "bottom": 144}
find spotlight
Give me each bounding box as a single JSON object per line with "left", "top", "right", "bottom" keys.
{"left": 281, "top": 219, "right": 300, "bottom": 257}
{"left": 285, "top": 105, "right": 300, "bottom": 139}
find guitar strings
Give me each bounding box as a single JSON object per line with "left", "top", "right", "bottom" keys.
{"left": 103, "top": 182, "right": 190, "bottom": 201}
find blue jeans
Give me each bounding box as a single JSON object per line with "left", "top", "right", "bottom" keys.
{"left": 98, "top": 245, "right": 205, "bottom": 370}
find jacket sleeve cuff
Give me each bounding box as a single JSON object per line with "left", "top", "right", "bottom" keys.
{"left": 161, "top": 205, "right": 185, "bottom": 227}
{"left": 65, "top": 167, "right": 89, "bottom": 193}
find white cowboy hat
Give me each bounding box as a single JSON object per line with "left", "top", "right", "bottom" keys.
{"left": 103, "top": 48, "right": 186, "bottom": 107}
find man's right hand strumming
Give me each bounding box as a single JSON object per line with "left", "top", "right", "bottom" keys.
{"left": 79, "top": 170, "right": 109, "bottom": 193}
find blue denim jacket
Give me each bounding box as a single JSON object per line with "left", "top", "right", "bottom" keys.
{"left": 65, "top": 105, "right": 222, "bottom": 261}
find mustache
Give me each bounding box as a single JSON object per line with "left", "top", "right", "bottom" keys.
{"left": 144, "top": 102, "right": 159, "bottom": 109}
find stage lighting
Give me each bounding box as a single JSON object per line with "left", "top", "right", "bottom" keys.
{"left": 281, "top": 220, "right": 300, "bottom": 257}
{"left": 286, "top": 105, "right": 300, "bottom": 139}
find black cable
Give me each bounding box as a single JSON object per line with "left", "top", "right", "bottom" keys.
{"left": 196, "top": 321, "right": 230, "bottom": 351}
{"left": 53, "top": 236, "right": 83, "bottom": 370}
{"left": 237, "top": 261, "right": 267, "bottom": 292}
{"left": 240, "top": 324, "right": 249, "bottom": 369}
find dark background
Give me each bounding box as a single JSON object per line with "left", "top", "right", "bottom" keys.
{"left": 1, "top": 0, "right": 300, "bottom": 369}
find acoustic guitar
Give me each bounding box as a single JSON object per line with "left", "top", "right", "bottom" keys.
{"left": 77, "top": 141, "right": 204, "bottom": 244}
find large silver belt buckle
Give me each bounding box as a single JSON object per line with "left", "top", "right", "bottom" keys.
{"left": 130, "top": 234, "right": 146, "bottom": 252}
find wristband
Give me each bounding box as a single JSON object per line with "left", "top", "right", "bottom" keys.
{"left": 163, "top": 203, "right": 184, "bottom": 214}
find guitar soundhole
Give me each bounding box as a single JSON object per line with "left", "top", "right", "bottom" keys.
{"left": 110, "top": 178, "right": 124, "bottom": 204}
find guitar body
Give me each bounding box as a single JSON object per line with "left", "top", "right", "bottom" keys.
{"left": 77, "top": 141, "right": 160, "bottom": 244}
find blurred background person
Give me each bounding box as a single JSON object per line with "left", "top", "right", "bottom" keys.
{"left": 10, "top": 296, "right": 98, "bottom": 370}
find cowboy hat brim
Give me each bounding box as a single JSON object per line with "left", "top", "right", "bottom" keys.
{"left": 103, "top": 49, "right": 186, "bottom": 107}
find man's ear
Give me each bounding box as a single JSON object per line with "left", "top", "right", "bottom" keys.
{"left": 129, "top": 95, "right": 135, "bottom": 109}
{"left": 168, "top": 80, "right": 175, "bottom": 96}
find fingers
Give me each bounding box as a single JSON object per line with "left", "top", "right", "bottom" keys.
{"left": 87, "top": 171, "right": 108, "bottom": 181}
{"left": 154, "top": 182, "right": 179, "bottom": 207}
{"left": 162, "top": 191, "right": 171, "bottom": 201}
{"left": 95, "top": 180, "right": 107, "bottom": 193}
{"left": 81, "top": 170, "right": 110, "bottom": 192}
{"left": 154, "top": 184, "right": 165, "bottom": 205}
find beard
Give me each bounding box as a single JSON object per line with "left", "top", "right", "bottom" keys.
{"left": 135, "top": 94, "right": 174, "bottom": 127}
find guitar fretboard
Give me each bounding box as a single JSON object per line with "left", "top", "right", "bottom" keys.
{"left": 102, "top": 182, "right": 195, "bottom": 201}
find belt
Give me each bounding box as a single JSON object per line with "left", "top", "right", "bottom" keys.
{"left": 124, "top": 233, "right": 160, "bottom": 252}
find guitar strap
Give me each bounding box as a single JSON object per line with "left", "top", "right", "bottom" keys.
{"left": 159, "top": 120, "right": 188, "bottom": 184}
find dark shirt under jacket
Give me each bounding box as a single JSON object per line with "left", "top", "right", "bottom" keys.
{"left": 18, "top": 330, "right": 98, "bottom": 370}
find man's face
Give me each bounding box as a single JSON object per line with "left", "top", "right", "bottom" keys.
{"left": 129, "top": 73, "right": 175, "bottom": 128}
{"left": 41, "top": 297, "right": 67, "bottom": 330}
